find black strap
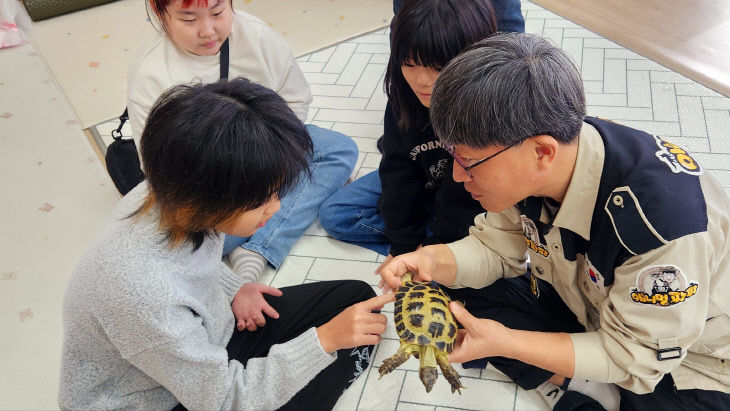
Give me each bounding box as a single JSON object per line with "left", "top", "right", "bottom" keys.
{"left": 220, "top": 38, "right": 229, "bottom": 80}
{"left": 114, "top": 38, "right": 230, "bottom": 140}
{"left": 111, "top": 108, "right": 129, "bottom": 141}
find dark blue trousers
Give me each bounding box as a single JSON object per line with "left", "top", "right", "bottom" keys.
{"left": 443, "top": 275, "right": 730, "bottom": 410}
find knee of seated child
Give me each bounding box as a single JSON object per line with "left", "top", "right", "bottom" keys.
{"left": 306, "top": 125, "right": 359, "bottom": 165}
{"left": 318, "top": 192, "right": 350, "bottom": 234}
{"left": 349, "top": 279, "right": 377, "bottom": 301}
{"left": 318, "top": 199, "right": 336, "bottom": 231}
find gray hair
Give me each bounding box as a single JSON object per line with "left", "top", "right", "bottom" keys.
{"left": 430, "top": 32, "right": 585, "bottom": 148}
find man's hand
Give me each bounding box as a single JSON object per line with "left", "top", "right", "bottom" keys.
{"left": 316, "top": 293, "right": 395, "bottom": 354}
{"left": 447, "top": 301, "right": 511, "bottom": 363}
{"left": 231, "top": 283, "right": 283, "bottom": 332}
{"left": 375, "top": 248, "right": 440, "bottom": 293}
{"left": 448, "top": 301, "right": 578, "bottom": 379}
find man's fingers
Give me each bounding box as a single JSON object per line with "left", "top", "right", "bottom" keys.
{"left": 389, "top": 278, "right": 402, "bottom": 290}
{"left": 448, "top": 331, "right": 470, "bottom": 363}
{"left": 416, "top": 271, "right": 433, "bottom": 282}
{"left": 380, "top": 273, "right": 402, "bottom": 290}
{"left": 448, "top": 349, "right": 465, "bottom": 363}
{"left": 375, "top": 254, "right": 394, "bottom": 274}
{"left": 254, "top": 314, "right": 266, "bottom": 328}
{"left": 375, "top": 260, "right": 386, "bottom": 275}
{"left": 449, "top": 301, "right": 474, "bottom": 328}
{"left": 378, "top": 279, "right": 395, "bottom": 295}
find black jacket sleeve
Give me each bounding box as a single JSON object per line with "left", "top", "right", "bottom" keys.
{"left": 378, "top": 105, "right": 428, "bottom": 256}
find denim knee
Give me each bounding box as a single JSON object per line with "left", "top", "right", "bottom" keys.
{"left": 318, "top": 192, "right": 346, "bottom": 235}
{"left": 306, "top": 124, "right": 359, "bottom": 171}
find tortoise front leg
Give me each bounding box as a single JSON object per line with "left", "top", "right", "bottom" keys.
{"left": 378, "top": 344, "right": 418, "bottom": 378}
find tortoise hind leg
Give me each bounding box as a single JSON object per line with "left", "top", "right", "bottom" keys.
{"left": 436, "top": 351, "right": 465, "bottom": 394}
{"left": 378, "top": 344, "right": 417, "bottom": 379}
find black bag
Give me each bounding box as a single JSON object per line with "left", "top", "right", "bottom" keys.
{"left": 104, "top": 39, "right": 229, "bottom": 195}
{"left": 105, "top": 109, "right": 144, "bottom": 195}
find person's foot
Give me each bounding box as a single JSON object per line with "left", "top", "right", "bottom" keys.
{"left": 565, "top": 378, "right": 620, "bottom": 411}
{"left": 535, "top": 378, "right": 620, "bottom": 410}
{"left": 535, "top": 381, "right": 564, "bottom": 409}
{"left": 226, "top": 247, "right": 267, "bottom": 283}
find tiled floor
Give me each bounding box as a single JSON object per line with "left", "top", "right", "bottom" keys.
{"left": 89, "top": 1, "right": 730, "bottom": 410}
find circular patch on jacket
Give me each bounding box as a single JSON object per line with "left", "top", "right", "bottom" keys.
{"left": 629, "top": 265, "right": 698, "bottom": 307}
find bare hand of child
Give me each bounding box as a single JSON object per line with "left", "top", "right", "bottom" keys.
{"left": 231, "top": 283, "right": 283, "bottom": 332}
{"left": 316, "top": 293, "right": 395, "bottom": 354}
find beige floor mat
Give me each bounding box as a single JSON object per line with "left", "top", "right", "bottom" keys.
{"left": 0, "top": 41, "right": 121, "bottom": 410}
{"left": 30, "top": 0, "right": 392, "bottom": 129}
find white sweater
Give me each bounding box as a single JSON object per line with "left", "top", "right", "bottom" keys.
{"left": 127, "top": 10, "right": 312, "bottom": 155}
{"left": 59, "top": 183, "right": 334, "bottom": 410}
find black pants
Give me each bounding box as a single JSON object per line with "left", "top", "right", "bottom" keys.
{"left": 173, "top": 280, "right": 376, "bottom": 411}
{"left": 443, "top": 274, "right": 730, "bottom": 411}
{"left": 443, "top": 274, "right": 584, "bottom": 389}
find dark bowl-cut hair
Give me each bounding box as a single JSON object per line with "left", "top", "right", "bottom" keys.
{"left": 385, "top": 0, "right": 497, "bottom": 133}
{"left": 431, "top": 33, "right": 586, "bottom": 149}
{"left": 137, "top": 77, "right": 312, "bottom": 250}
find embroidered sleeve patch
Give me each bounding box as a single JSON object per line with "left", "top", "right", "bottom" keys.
{"left": 521, "top": 215, "right": 549, "bottom": 257}
{"left": 653, "top": 136, "right": 703, "bottom": 176}
{"left": 630, "top": 265, "right": 698, "bottom": 307}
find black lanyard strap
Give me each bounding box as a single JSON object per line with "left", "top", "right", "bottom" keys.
{"left": 220, "top": 38, "right": 229, "bottom": 80}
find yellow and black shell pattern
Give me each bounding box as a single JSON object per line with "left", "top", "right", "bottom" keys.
{"left": 393, "top": 281, "right": 458, "bottom": 353}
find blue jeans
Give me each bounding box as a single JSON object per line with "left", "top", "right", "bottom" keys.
{"left": 222, "top": 124, "right": 358, "bottom": 268}
{"left": 318, "top": 170, "right": 390, "bottom": 256}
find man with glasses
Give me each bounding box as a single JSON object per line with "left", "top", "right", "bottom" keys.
{"left": 378, "top": 33, "right": 730, "bottom": 410}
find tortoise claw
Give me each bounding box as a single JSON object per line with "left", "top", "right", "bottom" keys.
{"left": 436, "top": 352, "right": 465, "bottom": 394}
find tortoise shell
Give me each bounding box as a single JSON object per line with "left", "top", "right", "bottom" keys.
{"left": 393, "top": 280, "right": 458, "bottom": 353}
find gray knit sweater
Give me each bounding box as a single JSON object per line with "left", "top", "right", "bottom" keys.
{"left": 59, "top": 183, "right": 335, "bottom": 410}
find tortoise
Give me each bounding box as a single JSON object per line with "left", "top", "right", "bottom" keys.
{"left": 378, "top": 272, "right": 464, "bottom": 394}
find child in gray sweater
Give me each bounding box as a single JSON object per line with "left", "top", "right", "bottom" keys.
{"left": 59, "top": 78, "right": 392, "bottom": 410}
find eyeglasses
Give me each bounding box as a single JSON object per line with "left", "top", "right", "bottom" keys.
{"left": 443, "top": 143, "right": 514, "bottom": 178}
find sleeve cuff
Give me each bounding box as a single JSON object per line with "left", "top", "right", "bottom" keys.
{"left": 218, "top": 263, "right": 247, "bottom": 302}
{"left": 272, "top": 328, "right": 337, "bottom": 378}
{"left": 447, "top": 235, "right": 491, "bottom": 288}
{"left": 570, "top": 331, "right": 612, "bottom": 382}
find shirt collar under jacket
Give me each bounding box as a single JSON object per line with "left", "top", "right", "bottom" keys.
{"left": 550, "top": 122, "right": 605, "bottom": 242}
